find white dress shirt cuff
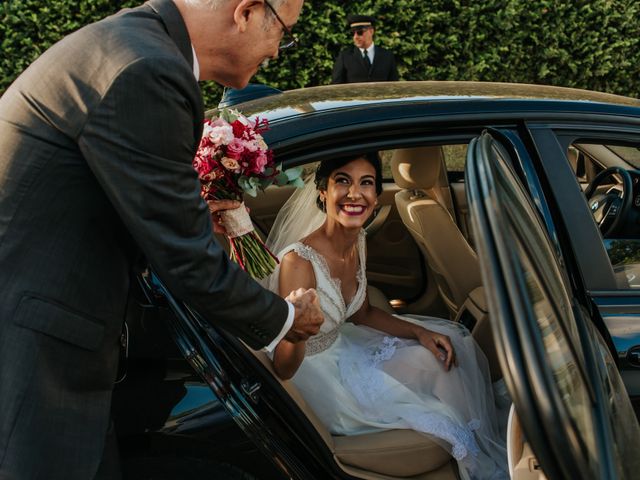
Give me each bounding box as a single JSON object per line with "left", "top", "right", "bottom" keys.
{"left": 263, "top": 301, "right": 294, "bottom": 352}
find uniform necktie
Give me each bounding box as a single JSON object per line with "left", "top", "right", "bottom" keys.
{"left": 362, "top": 50, "right": 371, "bottom": 68}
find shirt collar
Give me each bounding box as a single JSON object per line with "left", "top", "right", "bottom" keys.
{"left": 191, "top": 45, "right": 200, "bottom": 80}
{"left": 360, "top": 43, "right": 375, "bottom": 55}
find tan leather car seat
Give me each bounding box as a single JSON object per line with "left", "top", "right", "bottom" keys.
{"left": 249, "top": 347, "right": 456, "bottom": 479}
{"left": 391, "top": 147, "right": 482, "bottom": 318}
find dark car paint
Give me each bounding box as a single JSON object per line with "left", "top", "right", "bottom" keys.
{"left": 116, "top": 82, "right": 640, "bottom": 479}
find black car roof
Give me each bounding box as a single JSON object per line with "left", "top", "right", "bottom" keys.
{"left": 210, "top": 82, "right": 640, "bottom": 164}
{"left": 218, "top": 81, "right": 640, "bottom": 123}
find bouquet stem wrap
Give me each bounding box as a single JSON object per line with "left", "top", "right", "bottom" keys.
{"left": 220, "top": 203, "right": 278, "bottom": 279}
{"left": 220, "top": 203, "right": 253, "bottom": 238}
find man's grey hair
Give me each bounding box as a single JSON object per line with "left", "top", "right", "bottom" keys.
{"left": 182, "top": 0, "right": 287, "bottom": 12}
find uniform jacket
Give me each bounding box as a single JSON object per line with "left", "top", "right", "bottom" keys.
{"left": 0, "top": 0, "right": 288, "bottom": 477}
{"left": 331, "top": 45, "right": 400, "bottom": 83}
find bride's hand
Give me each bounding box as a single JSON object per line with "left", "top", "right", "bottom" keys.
{"left": 416, "top": 328, "right": 457, "bottom": 371}
{"left": 207, "top": 199, "right": 242, "bottom": 235}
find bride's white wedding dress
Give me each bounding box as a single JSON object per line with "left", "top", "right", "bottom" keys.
{"left": 269, "top": 230, "right": 507, "bottom": 480}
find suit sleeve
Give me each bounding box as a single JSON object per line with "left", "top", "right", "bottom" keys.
{"left": 78, "top": 56, "right": 288, "bottom": 349}
{"left": 331, "top": 51, "right": 347, "bottom": 84}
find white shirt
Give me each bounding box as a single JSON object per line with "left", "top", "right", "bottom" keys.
{"left": 360, "top": 43, "right": 375, "bottom": 64}
{"left": 191, "top": 46, "right": 294, "bottom": 351}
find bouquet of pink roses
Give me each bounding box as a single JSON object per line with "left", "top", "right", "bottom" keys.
{"left": 193, "top": 108, "right": 302, "bottom": 279}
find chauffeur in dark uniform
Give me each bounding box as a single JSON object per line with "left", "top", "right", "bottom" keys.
{"left": 331, "top": 14, "right": 399, "bottom": 84}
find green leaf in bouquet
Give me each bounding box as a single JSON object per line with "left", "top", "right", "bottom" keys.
{"left": 291, "top": 176, "right": 305, "bottom": 188}
{"left": 219, "top": 108, "right": 239, "bottom": 123}
{"left": 238, "top": 175, "right": 252, "bottom": 192}
{"left": 274, "top": 172, "right": 289, "bottom": 186}
{"left": 245, "top": 186, "right": 258, "bottom": 197}
{"left": 263, "top": 167, "right": 275, "bottom": 177}
{"left": 248, "top": 177, "right": 260, "bottom": 187}
{"left": 284, "top": 166, "right": 303, "bottom": 181}
{"left": 259, "top": 177, "right": 273, "bottom": 190}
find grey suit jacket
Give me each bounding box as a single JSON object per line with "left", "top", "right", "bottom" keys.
{"left": 331, "top": 45, "right": 400, "bottom": 84}
{"left": 0, "top": 0, "right": 288, "bottom": 478}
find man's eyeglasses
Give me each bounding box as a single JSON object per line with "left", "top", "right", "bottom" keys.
{"left": 264, "top": 0, "right": 297, "bottom": 51}
{"left": 351, "top": 27, "right": 371, "bottom": 36}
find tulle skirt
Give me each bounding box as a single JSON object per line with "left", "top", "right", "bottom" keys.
{"left": 292, "top": 315, "right": 508, "bottom": 480}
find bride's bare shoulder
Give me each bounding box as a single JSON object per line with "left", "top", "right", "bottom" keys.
{"left": 279, "top": 250, "right": 316, "bottom": 293}
{"left": 281, "top": 249, "right": 313, "bottom": 273}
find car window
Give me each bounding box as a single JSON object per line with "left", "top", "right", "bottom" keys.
{"left": 377, "top": 145, "right": 468, "bottom": 181}
{"left": 379, "top": 150, "right": 394, "bottom": 179}
{"left": 442, "top": 144, "right": 468, "bottom": 173}
{"left": 517, "top": 244, "right": 599, "bottom": 471}
{"left": 604, "top": 239, "right": 640, "bottom": 289}
{"left": 470, "top": 135, "right": 607, "bottom": 476}
{"left": 606, "top": 145, "right": 640, "bottom": 169}
{"left": 564, "top": 141, "right": 640, "bottom": 290}
{"left": 489, "top": 139, "right": 600, "bottom": 474}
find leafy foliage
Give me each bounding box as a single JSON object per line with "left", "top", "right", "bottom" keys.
{"left": 2, "top": 0, "right": 639, "bottom": 108}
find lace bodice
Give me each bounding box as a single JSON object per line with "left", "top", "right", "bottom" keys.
{"left": 276, "top": 230, "right": 367, "bottom": 355}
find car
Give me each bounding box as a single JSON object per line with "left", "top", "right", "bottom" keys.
{"left": 114, "top": 81, "right": 640, "bottom": 480}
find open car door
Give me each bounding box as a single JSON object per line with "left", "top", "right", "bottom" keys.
{"left": 465, "top": 132, "right": 640, "bottom": 479}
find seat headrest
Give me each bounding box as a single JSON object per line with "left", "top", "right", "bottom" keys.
{"left": 391, "top": 146, "right": 446, "bottom": 190}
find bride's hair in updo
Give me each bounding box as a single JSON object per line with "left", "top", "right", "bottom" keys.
{"left": 314, "top": 152, "right": 383, "bottom": 210}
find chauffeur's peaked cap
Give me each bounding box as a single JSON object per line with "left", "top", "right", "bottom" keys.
{"left": 347, "top": 14, "right": 375, "bottom": 29}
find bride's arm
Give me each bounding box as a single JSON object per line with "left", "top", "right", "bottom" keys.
{"left": 350, "top": 296, "right": 457, "bottom": 371}
{"left": 272, "top": 252, "right": 317, "bottom": 380}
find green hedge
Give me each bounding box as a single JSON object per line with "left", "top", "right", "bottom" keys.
{"left": 2, "top": 0, "right": 639, "bottom": 108}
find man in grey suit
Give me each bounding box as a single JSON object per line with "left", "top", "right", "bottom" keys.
{"left": 332, "top": 14, "right": 400, "bottom": 84}
{"left": 0, "top": 0, "right": 319, "bottom": 478}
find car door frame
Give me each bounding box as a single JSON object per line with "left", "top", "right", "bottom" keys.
{"left": 466, "top": 131, "right": 627, "bottom": 479}
{"left": 526, "top": 124, "right": 640, "bottom": 392}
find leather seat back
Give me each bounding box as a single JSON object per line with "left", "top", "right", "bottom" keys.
{"left": 391, "top": 147, "right": 481, "bottom": 317}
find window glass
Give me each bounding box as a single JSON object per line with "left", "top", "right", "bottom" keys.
{"left": 442, "top": 144, "right": 468, "bottom": 172}
{"left": 518, "top": 244, "right": 598, "bottom": 468}
{"left": 491, "top": 140, "right": 599, "bottom": 471}
{"left": 604, "top": 239, "right": 640, "bottom": 289}
{"left": 606, "top": 145, "right": 640, "bottom": 169}
{"left": 380, "top": 150, "right": 394, "bottom": 179}
{"left": 564, "top": 142, "right": 640, "bottom": 290}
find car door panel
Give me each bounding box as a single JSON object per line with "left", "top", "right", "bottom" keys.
{"left": 467, "top": 131, "right": 640, "bottom": 480}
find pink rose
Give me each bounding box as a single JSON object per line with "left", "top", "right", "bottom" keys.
{"left": 203, "top": 123, "right": 234, "bottom": 145}
{"left": 241, "top": 138, "right": 259, "bottom": 153}
{"left": 249, "top": 151, "right": 268, "bottom": 174}
{"left": 226, "top": 138, "right": 245, "bottom": 159}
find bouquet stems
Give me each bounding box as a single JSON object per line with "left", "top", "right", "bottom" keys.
{"left": 228, "top": 231, "right": 278, "bottom": 280}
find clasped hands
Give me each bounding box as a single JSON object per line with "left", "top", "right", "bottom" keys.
{"left": 285, "top": 288, "right": 324, "bottom": 343}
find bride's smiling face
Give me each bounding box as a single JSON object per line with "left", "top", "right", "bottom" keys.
{"left": 320, "top": 157, "right": 378, "bottom": 230}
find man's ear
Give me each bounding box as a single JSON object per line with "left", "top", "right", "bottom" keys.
{"left": 233, "top": 0, "right": 264, "bottom": 33}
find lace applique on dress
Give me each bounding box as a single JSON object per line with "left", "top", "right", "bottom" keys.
{"left": 338, "top": 334, "right": 482, "bottom": 469}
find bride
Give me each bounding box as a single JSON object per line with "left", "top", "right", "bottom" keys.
{"left": 264, "top": 152, "right": 507, "bottom": 480}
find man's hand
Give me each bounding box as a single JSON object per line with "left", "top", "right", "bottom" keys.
{"left": 207, "top": 199, "right": 242, "bottom": 235}
{"left": 285, "top": 288, "right": 324, "bottom": 343}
